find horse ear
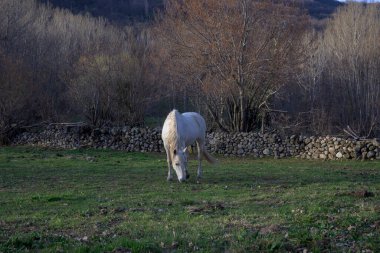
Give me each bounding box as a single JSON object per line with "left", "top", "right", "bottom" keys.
{"left": 173, "top": 149, "right": 177, "bottom": 155}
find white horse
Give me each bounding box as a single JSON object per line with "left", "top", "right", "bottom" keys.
{"left": 162, "top": 109, "right": 216, "bottom": 182}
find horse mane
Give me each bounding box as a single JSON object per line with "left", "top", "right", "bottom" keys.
{"left": 165, "top": 109, "right": 181, "bottom": 149}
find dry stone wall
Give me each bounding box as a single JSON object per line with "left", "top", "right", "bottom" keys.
{"left": 10, "top": 125, "right": 380, "bottom": 160}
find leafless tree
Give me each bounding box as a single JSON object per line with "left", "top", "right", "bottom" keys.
{"left": 0, "top": 0, "right": 159, "bottom": 129}
{"left": 156, "top": 0, "right": 309, "bottom": 132}
{"left": 69, "top": 26, "right": 160, "bottom": 126}
{"left": 324, "top": 3, "right": 380, "bottom": 136}
{"left": 296, "top": 3, "right": 380, "bottom": 136}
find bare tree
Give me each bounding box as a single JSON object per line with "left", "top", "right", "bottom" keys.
{"left": 299, "top": 3, "right": 380, "bottom": 136}
{"left": 324, "top": 3, "right": 380, "bottom": 136}
{"left": 156, "top": 0, "right": 309, "bottom": 132}
{"left": 0, "top": 50, "right": 34, "bottom": 143}
{"left": 0, "top": 0, "right": 160, "bottom": 129}
{"left": 69, "top": 26, "right": 160, "bottom": 126}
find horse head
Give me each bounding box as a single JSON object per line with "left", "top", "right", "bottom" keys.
{"left": 172, "top": 147, "right": 189, "bottom": 182}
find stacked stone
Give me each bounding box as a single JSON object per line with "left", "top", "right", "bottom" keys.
{"left": 207, "top": 132, "right": 304, "bottom": 158}
{"left": 10, "top": 125, "right": 380, "bottom": 160}
{"left": 298, "top": 136, "right": 380, "bottom": 160}
{"left": 12, "top": 125, "right": 164, "bottom": 153}
{"left": 13, "top": 125, "right": 84, "bottom": 149}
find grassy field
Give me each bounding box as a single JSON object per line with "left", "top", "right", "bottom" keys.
{"left": 0, "top": 147, "right": 380, "bottom": 252}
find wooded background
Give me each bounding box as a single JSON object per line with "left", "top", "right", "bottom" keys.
{"left": 1, "top": 0, "right": 379, "bottom": 139}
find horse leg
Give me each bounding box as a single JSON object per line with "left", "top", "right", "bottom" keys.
{"left": 185, "top": 147, "right": 190, "bottom": 179}
{"left": 165, "top": 146, "right": 173, "bottom": 181}
{"left": 196, "top": 140, "right": 203, "bottom": 180}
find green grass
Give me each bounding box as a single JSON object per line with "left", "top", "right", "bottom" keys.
{"left": 0, "top": 147, "right": 380, "bottom": 252}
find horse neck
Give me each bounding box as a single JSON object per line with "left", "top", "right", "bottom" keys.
{"left": 172, "top": 110, "right": 184, "bottom": 148}
{"left": 173, "top": 110, "right": 180, "bottom": 144}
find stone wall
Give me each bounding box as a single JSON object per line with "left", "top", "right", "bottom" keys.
{"left": 12, "top": 125, "right": 164, "bottom": 152}
{"left": 10, "top": 125, "right": 380, "bottom": 160}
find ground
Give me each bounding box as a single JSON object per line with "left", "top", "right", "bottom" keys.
{"left": 0, "top": 147, "right": 380, "bottom": 252}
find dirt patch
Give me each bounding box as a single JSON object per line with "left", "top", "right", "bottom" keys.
{"left": 129, "top": 207, "right": 148, "bottom": 212}
{"left": 371, "top": 220, "right": 380, "bottom": 230}
{"left": 349, "top": 190, "right": 374, "bottom": 198}
{"left": 110, "top": 247, "right": 132, "bottom": 253}
{"left": 226, "top": 218, "right": 255, "bottom": 230}
{"left": 99, "top": 206, "right": 166, "bottom": 217}
{"left": 99, "top": 206, "right": 150, "bottom": 215}
{"left": 186, "top": 202, "right": 225, "bottom": 214}
{"left": 112, "top": 207, "right": 127, "bottom": 214}
{"left": 157, "top": 200, "right": 174, "bottom": 206}
{"left": 336, "top": 190, "right": 375, "bottom": 198}
{"left": 191, "top": 186, "right": 202, "bottom": 192}
{"left": 259, "top": 224, "right": 282, "bottom": 235}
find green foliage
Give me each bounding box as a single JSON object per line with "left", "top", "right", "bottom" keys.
{"left": 0, "top": 147, "right": 380, "bottom": 252}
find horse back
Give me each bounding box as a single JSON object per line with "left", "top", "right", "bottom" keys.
{"left": 181, "top": 112, "right": 206, "bottom": 143}
{"left": 162, "top": 110, "right": 207, "bottom": 147}
{"left": 182, "top": 112, "right": 206, "bottom": 132}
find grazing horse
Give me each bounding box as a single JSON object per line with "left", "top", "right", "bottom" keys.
{"left": 162, "top": 109, "right": 216, "bottom": 182}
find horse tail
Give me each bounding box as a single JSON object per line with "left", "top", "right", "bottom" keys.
{"left": 202, "top": 149, "right": 217, "bottom": 164}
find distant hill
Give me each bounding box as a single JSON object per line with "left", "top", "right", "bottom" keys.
{"left": 38, "top": 0, "right": 343, "bottom": 25}
{"left": 302, "top": 0, "right": 343, "bottom": 19}
{"left": 39, "top": 0, "right": 163, "bottom": 25}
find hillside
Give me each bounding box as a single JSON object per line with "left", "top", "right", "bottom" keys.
{"left": 39, "top": 0, "right": 343, "bottom": 25}
{"left": 303, "top": 0, "right": 343, "bottom": 19}
{"left": 39, "top": 0, "right": 163, "bottom": 25}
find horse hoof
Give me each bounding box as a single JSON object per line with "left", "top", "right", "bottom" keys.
{"left": 167, "top": 177, "right": 173, "bottom": 182}
{"left": 186, "top": 174, "right": 190, "bottom": 179}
